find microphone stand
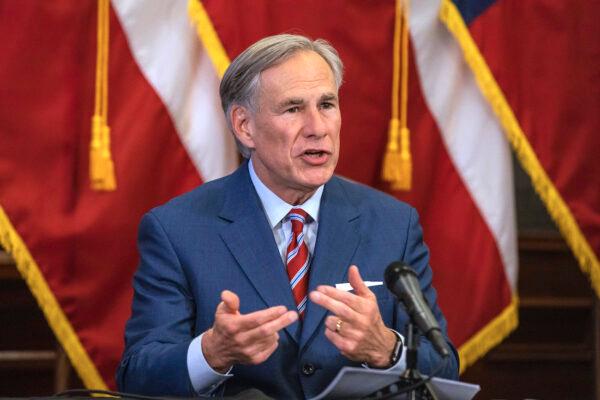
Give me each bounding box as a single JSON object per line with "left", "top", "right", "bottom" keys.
{"left": 393, "top": 322, "right": 439, "bottom": 400}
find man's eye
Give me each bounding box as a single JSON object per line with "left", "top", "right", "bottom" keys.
{"left": 321, "top": 102, "right": 334, "bottom": 109}
{"left": 286, "top": 106, "right": 300, "bottom": 113}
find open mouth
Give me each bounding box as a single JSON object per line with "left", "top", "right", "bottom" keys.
{"left": 304, "top": 150, "right": 329, "bottom": 158}
{"left": 304, "top": 150, "right": 327, "bottom": 157}
{"left": 300, "top": 149, "right": 331, "bottom": 165}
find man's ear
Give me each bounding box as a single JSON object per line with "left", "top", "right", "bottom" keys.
{"left": 230, "top": 105, "right": 255, "bottom": 150}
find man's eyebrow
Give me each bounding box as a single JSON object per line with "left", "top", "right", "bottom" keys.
{"left": 320, "top": 93, "right": 339, "bottom": 102}
{"left": 276, "top": 93, "right": 338, "bottom": 110}
{"left": 277, "top": 98, "right": 304, "bottom": 109}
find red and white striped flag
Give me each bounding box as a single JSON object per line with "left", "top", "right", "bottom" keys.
{"left": 0, "top": 1, "right": 235, "bottom": 388}
{"left": 438, "top": 0, "right": 600, "bottom": 296}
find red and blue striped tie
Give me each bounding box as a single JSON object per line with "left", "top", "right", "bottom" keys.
{"left": 286, "top": 208, "right": 310, "bottom": 318}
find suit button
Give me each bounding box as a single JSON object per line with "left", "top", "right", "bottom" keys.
{"left": 302, "top": 363, "right": 315, "bottom": 376}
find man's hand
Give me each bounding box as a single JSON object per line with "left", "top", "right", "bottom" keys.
{"left": 201, "top": 290, "right": 298, "bottom": 373}
{"left": 309, "top": 265, "right": 397, "bottom": 368}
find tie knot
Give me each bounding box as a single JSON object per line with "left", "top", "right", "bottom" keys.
{"left": 288, "top": 208, "right": 308, "bottom": 234}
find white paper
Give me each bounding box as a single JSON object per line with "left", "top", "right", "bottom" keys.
{"left": 335, "top": 281, "right": 383, "bottom": 291}
{"left": 309, "top": 367, "right": 480, "bottom": 400}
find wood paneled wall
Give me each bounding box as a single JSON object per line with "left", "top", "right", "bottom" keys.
{"left": 462, "top": 233, "right": 598, "bottom": 399}
{"left": 0, "top": 250, "right": 82, "bottom": 396}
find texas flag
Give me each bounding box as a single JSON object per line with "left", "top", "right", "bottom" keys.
{"left": 440, "top": 0, "right": 599, "bottom": 296}
{"left": 5, "top": 0, "right": 594, "bottom": 389}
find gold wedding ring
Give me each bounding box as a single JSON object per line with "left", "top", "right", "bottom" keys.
{"left": 335, "top": 319, "right": 343, "bottom": 333}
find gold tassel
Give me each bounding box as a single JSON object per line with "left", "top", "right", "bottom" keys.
{"left": 393, "top": 127, "right": 412, "bottom": 190}
{"left": 382, "top": 0, "right": 412, "bottom": 191}
{"left": 382, "top": 118, "right": 402, "bottom": 183}
{"left": 90, "top": 0, "right": 116, "bottom": 191}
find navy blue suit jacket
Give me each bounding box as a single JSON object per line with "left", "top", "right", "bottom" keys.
{"left": 116, "top": 162, "right": 459, "bottom": 398}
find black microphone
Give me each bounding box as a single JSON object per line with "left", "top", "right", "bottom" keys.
{"left": 385, "top": 261, "right": 450, "bottom": 358}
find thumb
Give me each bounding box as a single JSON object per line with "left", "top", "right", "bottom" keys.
{"left": 217, "top": 290, "right": 240, "bottom": 315}
{"left": 348, "top": 265, "right": 372, "bottom": 298}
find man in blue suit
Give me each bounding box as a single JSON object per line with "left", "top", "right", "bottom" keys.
{"left": 117, "top": 34, "right": 459, "bottom": 398}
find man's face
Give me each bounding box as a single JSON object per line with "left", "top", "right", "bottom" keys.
{"left": 235, "top": 51, "right": 341, "bottom": 205}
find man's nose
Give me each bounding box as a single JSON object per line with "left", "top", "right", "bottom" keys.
{"left": 302, "top": 108, "right": 327, "bottom": 138}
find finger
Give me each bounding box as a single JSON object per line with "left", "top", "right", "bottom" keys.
{"left": 240, "top": 310, "right": 298, "bottom": 342}
{"left": 324, "top": 315, "right": 362, "bottom": 340}
{"left": 241, "top": 332, "right": 279, "bottom": 355}
{"left": 348, "top": 265, "right": 371, "bottom": 297}
{"left": 234, "top": 306, "right": 292, "bottom": 330}
{"left": 324, "top": 326, "right": 357, "bottom": 359}
{"left": 220, "top": 290, "right": 240, "bottom": 314}
{"left": 313, "top": 285, "right": 364, "bottom": 311}
{"left": 247, "top": 338, "right": 280, "bottom": 365}
{"left": 233, "top": 332, "right": 278, "bottom": 364}
{"left": 324, "top": 315, "right": 348, "bottom": 335}
{"left": 309, "top": 290, "right": 357, "bottom": 321}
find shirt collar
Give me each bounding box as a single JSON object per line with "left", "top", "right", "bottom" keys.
{"left": 248, "top": 159, "right": 323, "bottom": 228}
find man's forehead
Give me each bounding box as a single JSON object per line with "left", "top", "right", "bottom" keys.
{"left": 265, "top": 49, "right": 330, "bottom": 70}
{"left": 257, "top": 51, "right": 337, "bottom": 99}
{"left": 260, "top": 51, "right": 334, "bottom": 82}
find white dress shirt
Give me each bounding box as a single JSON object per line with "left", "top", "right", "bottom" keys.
{"left": 248, "top": 159, "right": 322, "bottom": 263}
{"left": 187, "top": 160, "right": 405, "bottom": 394}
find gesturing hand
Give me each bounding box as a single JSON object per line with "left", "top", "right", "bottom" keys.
{"left": 309, "top": 265, "right": 397, "bottom": 368}
{"left": 201, "top": 290, "right": 298, "bottom": 373}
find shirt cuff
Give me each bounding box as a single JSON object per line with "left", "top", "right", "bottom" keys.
{"left": 362, "top": 329, "right": 407, "bottom": 372}
{"left": 187, "top": 333, "right": 233, "bottom": 394}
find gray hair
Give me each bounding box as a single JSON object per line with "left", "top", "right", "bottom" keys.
{"left": 219, "top": 34, "right": 344, "bottom": 158}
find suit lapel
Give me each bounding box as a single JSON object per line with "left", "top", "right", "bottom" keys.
{"left": 218, "top": 164, "right": 301, "bottom": 342}
{"left": 300, "top": 178, "right": 361, "bottom": 352}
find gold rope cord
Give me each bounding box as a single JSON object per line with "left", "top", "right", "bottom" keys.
{"left": 382, "top": 0, "right": 412, "bottom": 191}
{"left": 90, "top": 0, "right": 116, "bottom": 191}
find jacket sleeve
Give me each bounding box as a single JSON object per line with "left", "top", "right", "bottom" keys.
{"left": 116, "top": 211, "right": 196, "bottom": 396}
{"left": 396, "top": 207, "right": 460, "bottom": 379}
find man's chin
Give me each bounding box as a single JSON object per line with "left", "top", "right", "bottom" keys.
{"left": 299, "top": 169, "right": 335, "bottom": 189}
